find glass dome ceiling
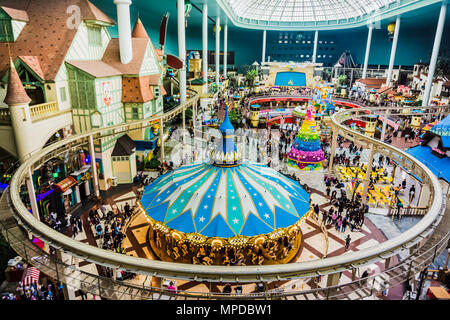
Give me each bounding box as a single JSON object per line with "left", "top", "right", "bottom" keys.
{"left": 220, "top": 0, "right": 396, "bottom": 22}
{"left": 216, "top": 0, "right": 438, "bottom": 30}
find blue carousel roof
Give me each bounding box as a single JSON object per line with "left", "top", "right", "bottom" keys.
{"left": 141, "top": 161, "right": 311, "bottom": 238}
{"left": 430, "top": 114, "right": 450, "bottom": 137}
{"left": 141, "top": 111, "right": 310, "bottom": 238}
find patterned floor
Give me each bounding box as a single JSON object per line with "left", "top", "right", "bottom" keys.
{"left": 120, "top": 181, "right": 399, "bottom": 297}
{"left": 60, "top": 126, "right": 411, "bottom": 298}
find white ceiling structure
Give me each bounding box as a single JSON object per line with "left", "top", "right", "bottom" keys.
{"left": 215, "top": 0, "right": 443, "bottom": 30}
{"left": 220, "top": 0, "right": 396, "bottom": 22}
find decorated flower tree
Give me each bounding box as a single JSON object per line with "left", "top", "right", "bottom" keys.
{"left": 288, "top": 104, "right": 325, "bottom": 170}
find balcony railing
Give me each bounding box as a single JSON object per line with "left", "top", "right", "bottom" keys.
{"left": 30, "top": 101, "right": 59, "bottom": 122}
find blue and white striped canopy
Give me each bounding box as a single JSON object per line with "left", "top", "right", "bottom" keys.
{"left": 141, "top": 161, "right": 311, "bottom": 238}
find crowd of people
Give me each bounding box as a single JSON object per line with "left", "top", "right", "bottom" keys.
{"left": 2, "top": 280, "right": 62, "bottom": 300}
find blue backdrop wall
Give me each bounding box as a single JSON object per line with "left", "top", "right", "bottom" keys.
{"left": 91, "top": 0, "right": 450, "bottom": 71}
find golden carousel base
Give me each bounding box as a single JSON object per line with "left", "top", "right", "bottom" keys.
{"left": 144, "top": 210, "right": 311, "bottom": 266}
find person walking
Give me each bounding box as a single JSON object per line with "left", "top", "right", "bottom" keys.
{"left": 345, "top": 235, "right": 351, "bottom": 251}
{"left": 71, "top": 222, "right": 78, "bottom": 238}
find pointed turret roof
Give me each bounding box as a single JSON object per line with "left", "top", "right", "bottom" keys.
{"left": 211, "top": 106, "right": 242, "bottom": 167}
{"left": 132, "top": 18, "right": 149, "bottom": 39}
{"left": 4, "top": 59, "right": 31, "bottom": 106}
{"left": 219, "top": 106, "right": 235, "bottom": 135}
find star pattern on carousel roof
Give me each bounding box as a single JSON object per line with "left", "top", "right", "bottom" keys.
{"left": 140, "top": 161, "right": 310, "bottom": 238}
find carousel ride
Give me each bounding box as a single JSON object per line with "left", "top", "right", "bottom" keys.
{"left": 138, "top": 108, "right": 312, "bottom": 265}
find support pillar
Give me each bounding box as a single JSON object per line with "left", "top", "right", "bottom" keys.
{"left": 381, "top": 109, "right": 390, "bottom": 142}
{"left": 160, "top": 117, "right": 165, "bottom": 164}
{"left": 312, "top": 30, "right": 319, "bottom": 63}
{"left": 351, "top": 268, "right": 357, "bottom": 281}
{"left": 193, "top": 102, "right": 197, "bottom": 128}
{"left": 326, "top": 272, "right": 340, "bottom": 299}
{"left": 445, "top": 248, "right": 450, "bottom": 269}
{"left": 223, "top": 22, "right": 228, "bottom": 80}
{"left": 386, "top": 16, "right": 401, "bottom": 86}
{"left": 215, "top": 16, "right": 221, "bottom": 85}
{"left": 74, "top": 186, "right": 81, "bottom": 204}
{"left": 26, "top": 168, "right": 40, "bottom": 221}
{"left": 362, "top": 25, "right": 374, "bottom": 79}
{"left": 422, "top": 2, "right": 447, "bottom": 107}
{"left": 88, "top": 135, "right": 100, "bottom": 198}
{"left": 182, "top": 108, "right": 186, "bottom": 146}
{"left": 56, "top": 250, "right": 78, "bottom": 300}
{"left": 262, "top": 30, "right": 267, "bottom": 64}
{"left": 328, "top": 130, "right": 338, "bottom": 175}
{"left": 362, "top": 144, "right": 375, "bottom": 205}
{"left": 417, "top": 182, "right": 424, "bottom": 207}
{"left": 202, "top": 3, "right": 208, "bottom": 87}
{"left": 177, "top": 0, "right": 187, "bottom": 103}
{"left": 385, "top": 257, "right": 391, "bottom": 270}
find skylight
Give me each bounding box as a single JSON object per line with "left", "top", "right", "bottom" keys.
{"left": 218, "top": 0, "right": 398, "bottom": 25}
{"left": 217, "top": 0, "right": 398, "bottom": 27}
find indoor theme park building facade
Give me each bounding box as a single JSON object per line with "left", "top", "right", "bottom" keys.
{"left": 0, "top": 0, "right": 166, "bottom": 191}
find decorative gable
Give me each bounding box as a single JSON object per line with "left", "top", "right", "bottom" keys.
{"left": 0, "top": 6, "right": 28, "bottom": 42}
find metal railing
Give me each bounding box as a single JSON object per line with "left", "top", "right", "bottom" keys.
{"left": 1, "top": 95, "right": 448, "bottom": 299}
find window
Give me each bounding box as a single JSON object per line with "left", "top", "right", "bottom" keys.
{"left": 87, "top": 26, "right": 102, "bottom": 47}
{"left": 0, "top": 18, "right": 13, "bottom": 42}
{"left": 132, "top": 107, "right": 139, "bottom": 119}
{"left": 59, "top": 87, "right": 67, "bottom": 102}
{"left": 154, "top": 87, "right": 160, "bottom": 98}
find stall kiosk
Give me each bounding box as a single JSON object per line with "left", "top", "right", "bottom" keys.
{"left": 250, "top": 104, "right": 261, "bottom": 128}
{"left": 364, "top": 115, "right": 378, "bottom": 138}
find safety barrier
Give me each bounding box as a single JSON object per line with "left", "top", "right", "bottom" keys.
{"left": 1, "top": 96, "right": 448, "bottom": 299}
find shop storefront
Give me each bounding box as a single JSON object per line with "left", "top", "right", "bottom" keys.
{"left": 54, "top": 165, "right": 92, "bottom": 214}
{"left": 55, "top": 176, "right": 77, "bottom": 213}
{"left": 71, "top": 165, "right": 93, "bottom": 203}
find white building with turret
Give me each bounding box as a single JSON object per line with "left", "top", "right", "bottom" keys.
{"left": 0, "top": 0, "right": 165, "bottom": 190}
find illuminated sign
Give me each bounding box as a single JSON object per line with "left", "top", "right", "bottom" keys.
{"left": 36, "top": 189, "right": 54, "bottom": 202}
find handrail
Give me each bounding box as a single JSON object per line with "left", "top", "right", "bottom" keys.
{"left": 3, "top": 96, "right": 447, "bottom": 288}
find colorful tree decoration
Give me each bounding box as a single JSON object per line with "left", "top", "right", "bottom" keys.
{"left": 288, "top": 104, "right": 325, "bottom": 171}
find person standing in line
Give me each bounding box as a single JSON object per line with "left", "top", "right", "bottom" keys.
{"left": 337, "top": 216, "right": 343, "bottom": 232}
{"left": 342, "top": 216, "right": 348, "bottom": 233}
{"left": 345, "top": 235, "right": 351, "bottom": 251}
